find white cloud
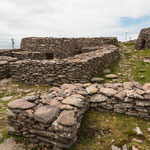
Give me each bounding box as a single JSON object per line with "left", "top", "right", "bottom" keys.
{"left": 0, "top": 0, "right": 150, "bottom": 48}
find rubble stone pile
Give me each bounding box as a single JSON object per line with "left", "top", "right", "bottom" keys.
{"left": 7, "top": 82, "right": 150, "bottom": 149}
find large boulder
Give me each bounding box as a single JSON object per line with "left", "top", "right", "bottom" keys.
{"left": 136, "top": 27, "right": 150, "bottom": 50}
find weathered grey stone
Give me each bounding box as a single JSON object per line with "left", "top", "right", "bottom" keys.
{"left": 91, "top": 77, "right": 104, "bottom": 83}
{"left": 62, "top": 96, "right": 84, "bottom": 108}
{"left": 1, "top": 96, "right": 13, "bottom": 101}
{"left": 86, "top": 86, "right": 98, "bottom": 94}
{"left": 127, "top": 92, "right": 144, "bottom": 99}
{"left": 143, "top": 83, "right": 150, "bottom": 91}
{"left": 114, "top": 91, "right": 126, "bottom": 100}
{"left": 134, "top": 127, "right": 143, "bottom": 135}
{"left": 136, "top": 100, "right": 150, "bottom": 106}
{"left": 90, "top": 94, "right": 108, "bottom": 103}
{"left": 100, "top": 88, "right": 117, "bottom": 97}
{"left": 57, "top": 110, "right": 76, "bottom": 127}
{"left": 61, "top": 84, "right": 77, "bottom": 91}
{"left": 105, "top": 74, "right": 118, "bottom": 79}
{"left": 24, "top": 95, "right": 40, "bottom": 102}
{"left": 103, "top": 69, "right": 110, "bottom": 74}
{"left": 136, "top": 27, "right": 150, "bottom": 50}
{"left": 111, "top": 145, "right": 121, "bottom": 150}
{"left": 59, "top": 105, "right": 73, "bottom": 110}
{"left": 34, "top": 105, "right": 60, "bottom": 124}
{"left": 0, "top": 138, "right": 26, "bottom": 150}
{"left": 8, "top": 99, "right": 35, "bottom": 109}
{"left": 144, "top": 94, "right": 150, "bottom": 100}
{"left": 123, "top": 82, "right": 133, "bottom": 89}
{"left": 136, "top": 89, "right": 145, "bottom": 95}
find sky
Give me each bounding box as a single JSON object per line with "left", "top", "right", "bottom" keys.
{"left": 0, "top": 0, "right": 150, "bottom": 49}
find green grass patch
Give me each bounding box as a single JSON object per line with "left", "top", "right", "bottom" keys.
{"left": 122, "top": 42, "right": 136, "bottom": 47}
{"left": 69, "top": 110, "right": 150, "bottom": 150}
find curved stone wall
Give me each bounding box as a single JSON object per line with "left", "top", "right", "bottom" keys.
{"left": 21, "top": 37, "right": 118, "bottom": 59}
{"left": 7, "top": 82, "right": 150, "bottom": 149}
{"left": 0, "top": 56, "right": 17, "bottom": 80}
{"left": 10, "top": 45, "right": 119, "bottom": 86}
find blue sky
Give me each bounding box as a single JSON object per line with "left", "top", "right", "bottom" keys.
{"left": 121, "top": 16, "right": 150, "bottom": 27}
{"left": 0, "top": 0, "right": 150, "bottom": 49}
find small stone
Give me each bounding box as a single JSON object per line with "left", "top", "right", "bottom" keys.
{"left": 86, "top": 86, "right": 98, "bottom": 94}
{"left": 134, "top": 127, "right": 143, "bottom": 135}
{"left": 50, "top": 99, "right": 60, "bottom": 106}
{"left": 82, "top": 83, "right": 91, "bottom": 87}
{"left": 62, "top": 96, "right": 84, "bottom": 108}
{"left": 111, "top": 145, "right": 121, "bottom": 150}
{"left": 123, "top": 144, "right": 128, "bottom": 150}
{"left": 123, "top": 82, "right": 133, "bottom": 89}
{"left": 132, "top": 138, "right": 143, "bottom": 143}
{"left": 114, "top": 91, "right": 126, "bottom": 100}
{"left": 61, "top": 84, "right": 77, "bottom": 91}
{"left": 24, "top": 95, "right": 39, "bottom": 102}
{"left": 59, "top": 105, "right": 73, "bottom": 110}
{"left": 0, "top": 61, "right": 8, "bottom": 65}
{"left": 143, "top": 83, "right": 150, "bottom": 91}
{"left": 91, "top": 77, "right": 104, "bottom": 83}
{"left": 103, "top": 69, "right": 110, "bottom": 74}
{"left": 8, "top": 99, "right": 35, "bottom": 109}
{"left": 136, "top": 89, "right": 145, "bottom": 95}
{"left": 34, "top": 105, "right": 60, "bottom": 124}
{"left": 24, "top": 89, "right": 32, "bottom": 93}
{"left": 1, "top": 96, "right": 13, "bottom": 101}
{"left": 90, "top": 94, "right": 108, "bottom": 103}
{"left": 100, "top": 88, "right": 117, "bottom": 97}
{"left": 0, "top": 138, "right": 26, "bottom": 150}
{"left": 57, "top": 110, "right": 76, "bottom": 127}
{"left": 132, "top": 145, "right": 139, "bottom": 150}
{"left": 105, "top": 74, "right": 118, "bottom": 79}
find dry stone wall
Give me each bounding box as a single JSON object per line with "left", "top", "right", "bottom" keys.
{"left": 10, "top": 45, "right": 119, "bottom": 86}
{"left": 136, "top": 27, "right": 150, "bottom": 50}
{"left": 21, "top": 37, "right": 118, "bottom": 59}
{"left": 0, "top": 56, "right": 17, "bottom": 80}
{"left": 7, "top": 82, "right": 150, "bottom": 149}
{"left": 0, "top": 49, "right": 48, "bottom": 60}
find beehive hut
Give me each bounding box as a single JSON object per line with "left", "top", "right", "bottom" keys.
{"left": 135, "top": 27, "right": 150, "bottom": 50}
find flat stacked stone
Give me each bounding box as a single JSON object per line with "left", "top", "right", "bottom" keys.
{"left": 7, "top": 84, "right": 89, "bottom": 149}
{"left": 89, "top": 82, "right": 150, "bottom": 117}
{"left": 0, "top": 56, "right": 17, "bottom": 80}
{"left": 10, "top": 45, "right": 119, "bottom": 86}
{"left": 7, "top": 82, "right": 150, "bottom": 149}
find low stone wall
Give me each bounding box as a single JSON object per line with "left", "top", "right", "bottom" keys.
{"left": 7, "top": 84, "right": 89, "bottom": 149}
{"left": 0, "top": 49, "right": 22, "bottom": 57}
{"left": 0, "top": 49, "right": 48, "bottom": 60}
{"left": 7, "top": 82, "right": 150, "bottom": 149}
{"left": 10, "top": 45, "right": 119, "bottom": 86}
{"left": 0, "top": 56, "right": 17, "bottom": 80}
{"left": 21, "top": 37, "right": 118, "bottom": 59}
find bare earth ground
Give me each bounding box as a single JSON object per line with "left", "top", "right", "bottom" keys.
{"left": 0, "top": 42, "right": 150, "bottom": 150}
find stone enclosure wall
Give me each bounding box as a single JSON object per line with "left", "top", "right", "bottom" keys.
{"left": 0, "top": 56, "right": 17, "bottom": 80}
{"left": 21, "top": 37, "right": 118, "bottom": 59}
{"left": 7, "top": 82, "right": 150, "bottom": 149}
{"left": 136, "top": 27, "right": 150, "bottom": 50}
{"left": 0, "top": 37, "right": 119, "bottom": 82}
{"left": 10, "top": 45, "right": 119, "bottom": 86}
